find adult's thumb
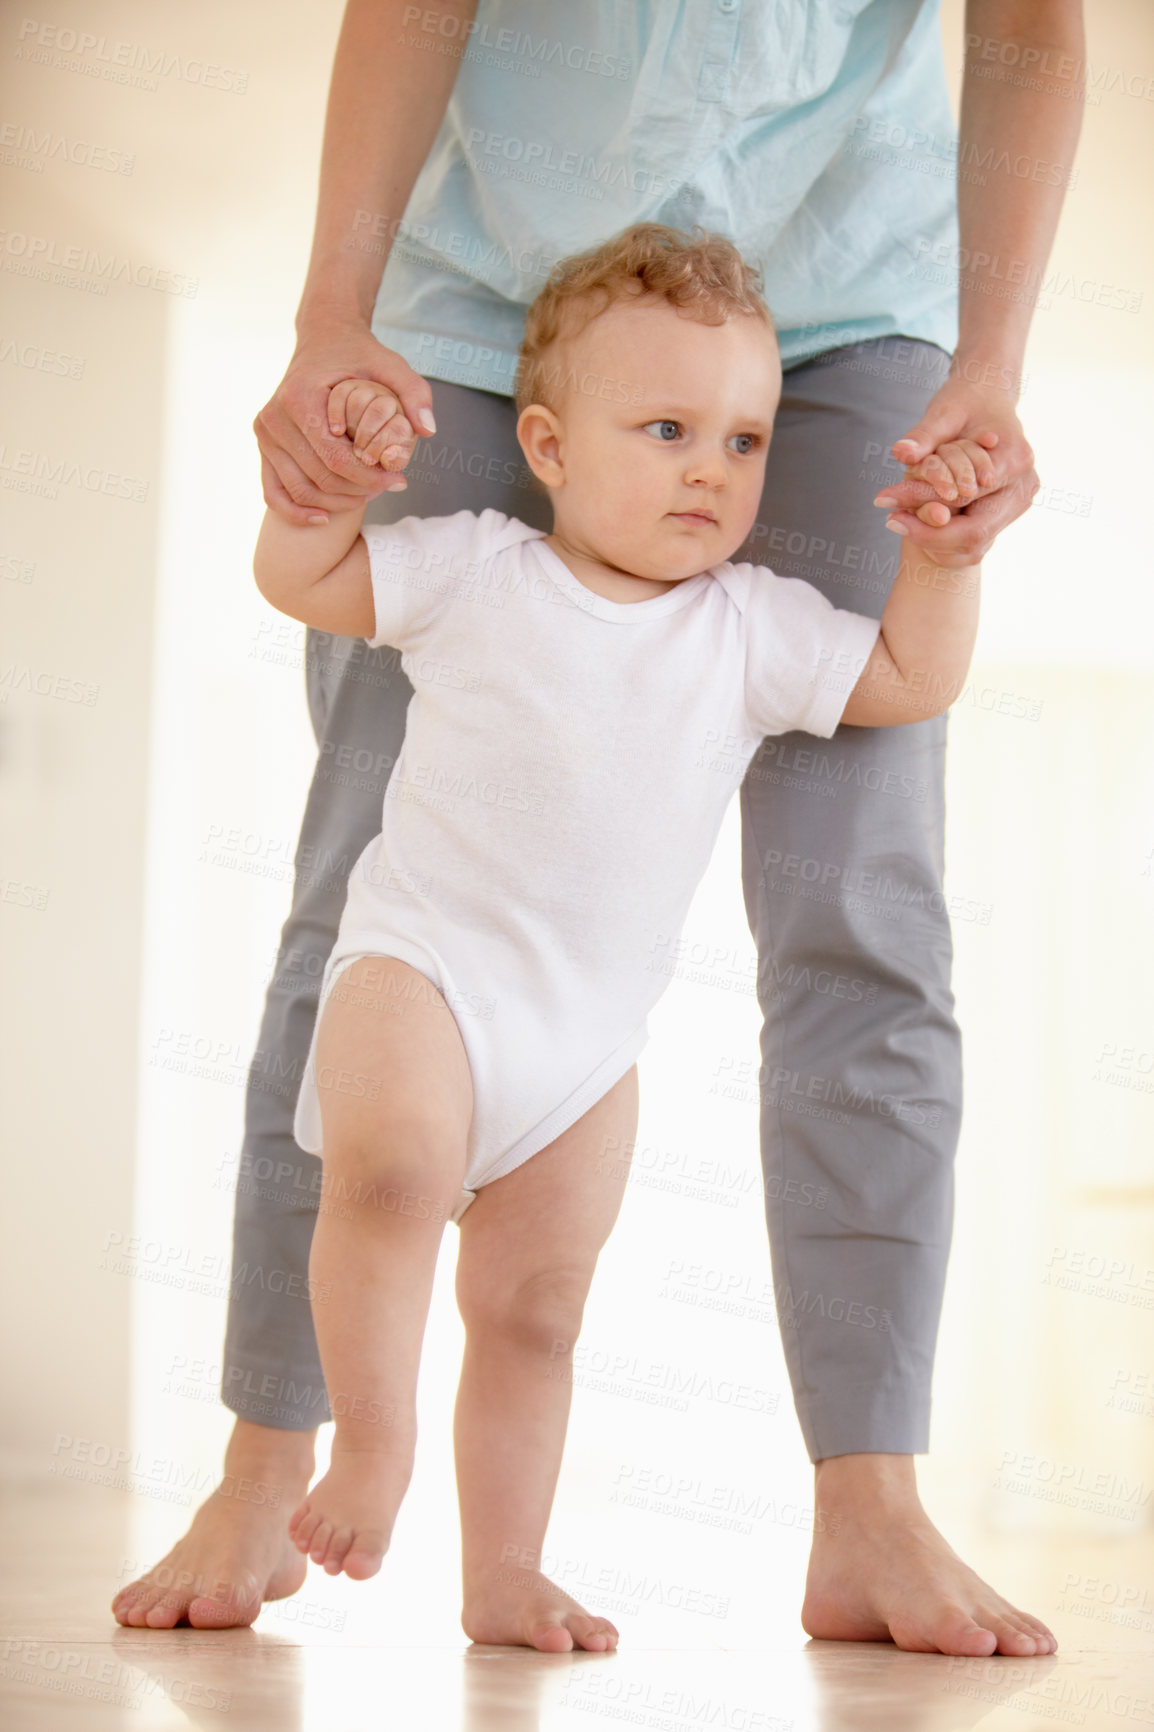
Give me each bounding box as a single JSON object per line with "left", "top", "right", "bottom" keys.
{"left": 890, "top": 401, "right": 961, "bottom": 464}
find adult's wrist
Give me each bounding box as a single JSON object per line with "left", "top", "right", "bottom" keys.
{"left": 946, "top": 346, "right": 1029, "bottom": 403}
{"left": 294, "top": 291, "right": 376, "bottom": 345}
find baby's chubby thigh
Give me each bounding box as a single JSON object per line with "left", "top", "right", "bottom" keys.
{"left": 313, "top": 954, "right": 474, "bottom": 1222}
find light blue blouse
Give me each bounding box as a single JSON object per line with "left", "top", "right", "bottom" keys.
{"left": 370, "top": 0, "right": 960, "bottom": 390}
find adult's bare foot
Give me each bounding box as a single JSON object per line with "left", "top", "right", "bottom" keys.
{"left": 111, "top": 1419, "right": 317, "bottom": 1629}
{"left": 802, "top": 1452, "right": 1058, "bottom": 1657}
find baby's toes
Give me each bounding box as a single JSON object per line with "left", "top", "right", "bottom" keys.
{"left": 343, "top": 1532, "right": 387, "bottom": 1580}
{"left": 530, "top": 1618, "right": 575, "bottom": 1652}
{"left": 308, "top": 1520, "right": 336, "bottom": 1566}
{"left": 321, "top": 1527, "right": 355, "bottom": 1575}
{"left": 290, "top": 1501, "right": 320, "bottom": 1554}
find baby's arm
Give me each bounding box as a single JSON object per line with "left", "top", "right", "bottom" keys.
{"left": 252, "top": 381, "right": 419, "bottom": 633}
{"left": 253, "top": 486, "right": 373, "bottom": 638}
{"left": 840, "top": 437, "right": 987, "bottom": 727}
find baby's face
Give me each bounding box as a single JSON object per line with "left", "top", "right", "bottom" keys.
{"left": 519, "top": 295, "right": 781, "bottom": 584}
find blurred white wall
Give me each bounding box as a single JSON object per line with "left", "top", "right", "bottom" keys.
{"left": 0, "top": 0, "right": 338, "bottom": 1486}
{"left": 1, "top": 0, "right": 1151, "bottom": 1626}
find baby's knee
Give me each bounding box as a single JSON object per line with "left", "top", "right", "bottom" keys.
{"left": 458, "top": 1264, "right": 590, "bottom": 1355}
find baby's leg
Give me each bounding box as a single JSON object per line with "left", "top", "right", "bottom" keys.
{"left": 453, "top": 1065, "right": 639, "bottom": 1652}
{"left": 289, "top": 955, "right": 472, "bottom": 1579}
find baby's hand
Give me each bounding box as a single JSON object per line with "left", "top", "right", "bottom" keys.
{"left": 888, "top": 432, "right": 1000, "bottom": 528}
{"left": 327, "top": 378, "right": 417, "bottom": 475}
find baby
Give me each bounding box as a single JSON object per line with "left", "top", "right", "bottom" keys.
{"left": 251, "top": 222, "right": 989, "bottom": 1653}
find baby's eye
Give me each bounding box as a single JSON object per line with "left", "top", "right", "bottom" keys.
{"left": 643, "top": 419, "right": 681, "bottom": 442}
{"left": 728, "top": 433, "right": 759, "bottom": 455}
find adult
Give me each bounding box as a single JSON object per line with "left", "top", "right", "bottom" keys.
{"left": 115, "top": 0, "right": 1083, "bottom": 1654}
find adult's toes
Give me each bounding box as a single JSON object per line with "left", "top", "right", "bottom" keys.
{"left": 1019, "top": 1613, "right": 1058, "bottom": 1650}
{"left": 992, "top": 1618, "right": 1042, "bottom": 1655}
{"left": 928, "top": 1609, "right": 999, "bottom": 1656}
{"left": 570, "top": 1615, "right": 616, "bottom": 1651}
{"left": 117, "top": 1596, "right": 155, "bottom": 1629}
{"left": 187, "top": 1593, "right": 255, "bottom": 1630}
{"left": 144, "top": 1591, "right": 190, "bottom": 1629}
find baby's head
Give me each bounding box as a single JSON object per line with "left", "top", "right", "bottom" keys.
{"left": 515, "top": 223, "right": 780, "bottom": 585}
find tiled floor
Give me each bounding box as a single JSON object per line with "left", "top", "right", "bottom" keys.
{"left": 2, "top": 1482, "right": 1152, "bottom": 1731}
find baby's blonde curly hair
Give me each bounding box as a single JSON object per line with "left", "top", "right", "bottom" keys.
{"left": 513, "top": 221, "right": 775, "bottom": 421}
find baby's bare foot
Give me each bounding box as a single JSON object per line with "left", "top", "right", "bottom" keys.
{"left": 289, "top": 1449, "right": 412, "bottom": 1580}
{"left": 461, "top": 1564, "right": 619, "bottom": 1652}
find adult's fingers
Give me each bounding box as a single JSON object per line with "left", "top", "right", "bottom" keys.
{"left": 258, "top": 445, "right": 399, "bottom": 525}
{"left": 259, "top": 450, "right": 325, "bottom": 526}
{"left": 255, "top": 391, "right": 384, "bottom": 498}
{"left": 876, "top": 473, "right": 958, "bottom": 513}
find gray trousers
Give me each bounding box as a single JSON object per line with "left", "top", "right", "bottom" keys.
{"left": 222, "top": 335, "right": 959, "bottom": 1461}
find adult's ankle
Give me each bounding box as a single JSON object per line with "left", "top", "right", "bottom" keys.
{"left": 223, "top": 1416, "right": 318, "bottom": 1477}
{"left": 813, "top": 1450, "right": 923, "bottom": 1515}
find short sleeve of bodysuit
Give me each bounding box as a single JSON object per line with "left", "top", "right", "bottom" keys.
{"left": 361, "top": 507, "right": 494, "bottom": 652}
{"left": 719, "top": 562, "right": 883, "bottom": 740}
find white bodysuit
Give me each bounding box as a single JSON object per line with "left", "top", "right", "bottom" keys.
{"left": 292, "top": 509, "right": 881, "bottom": 1223}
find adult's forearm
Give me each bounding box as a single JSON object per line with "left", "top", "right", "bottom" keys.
{"left": 296, "top": 0, "right": 479, "bottom": 336}
{"left": 953, "top": 0, "right": 1085, "bottom": 378}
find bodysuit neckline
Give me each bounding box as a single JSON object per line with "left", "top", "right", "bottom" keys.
{"left": 528, "top": 533, "right": 715, "bottom": 624}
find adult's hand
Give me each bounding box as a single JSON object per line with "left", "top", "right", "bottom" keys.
{"left": 253, "top": 321, "right": 438, "bottom": 526}
{"left": 873, "top": 378, "right": 1040, "bottom": 566}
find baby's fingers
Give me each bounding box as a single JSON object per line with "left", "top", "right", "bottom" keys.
{"left": 903, "top": 449, "right": 962, "bottom": 503}
{"left": 327, "top": 379, "right": 400, "bottom": 439}
{"left": 951, "top": 437, "right": 1000, "bottom": 495}
{"left": 326, "top": 378, "right": 359, "bottom": 436}
{"left": 355, "top": 411, "right": 416, "bottom": 469}
{"left": 347, "top": 395, "right": 401, "bottom": 462}
{"left": 905, "top": 437, "right": 1000, "bottom": 504}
